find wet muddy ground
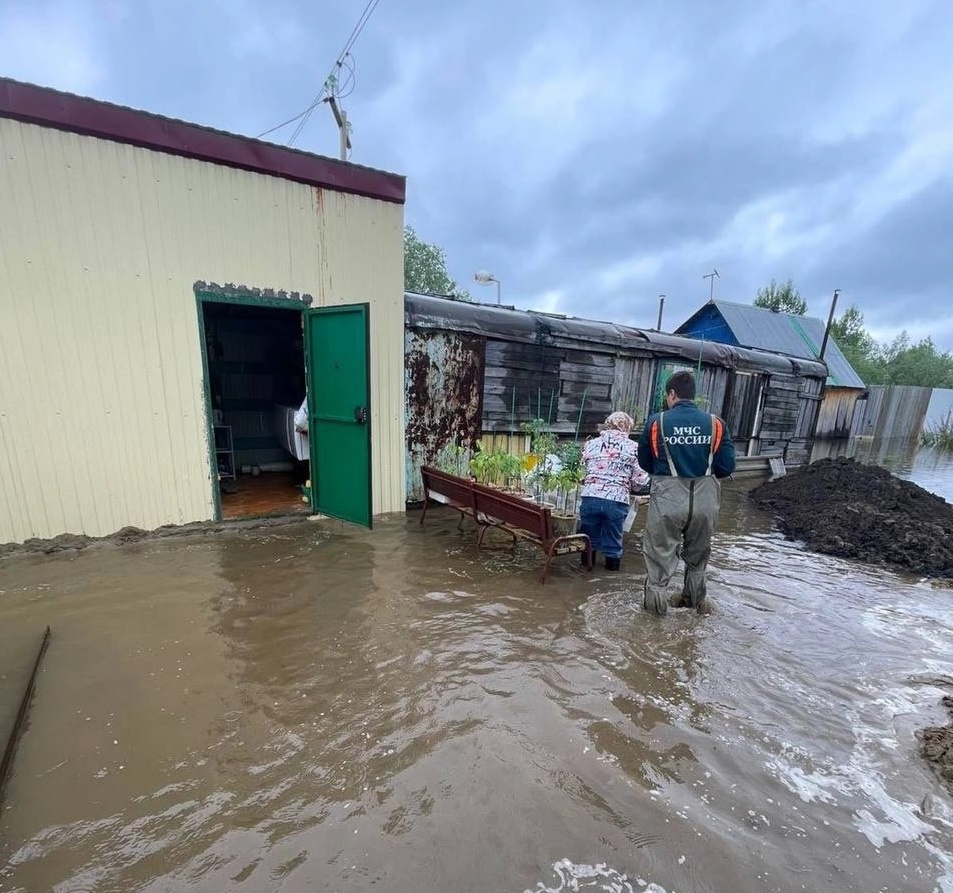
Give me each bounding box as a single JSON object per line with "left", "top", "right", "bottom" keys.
{"left": 1, "top": 482, "right": 952, "bottom": 893}
{"left": 751, "top": 456, "right": 953, "bottom": 796}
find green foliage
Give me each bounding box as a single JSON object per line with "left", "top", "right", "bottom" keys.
{"left": 829, "top": 305, "right": 885, "bottom": 384}
{"left": 827, "top": 303, "right": 953, "bottom": 388}
{"left": 498, "top": 451, "right": 524, "bottom": 490}
{"left": 434, "top": 443, "right": 472, "bottom": 477}
{"left": 466, "top": 441, "right": 525, "bottom": 488}
{"left": 557, "top": 439, "right": 582, "bottom": 475}
{"left": 404, "top": 226, "right": 471, "bottom": 300}
{"left": 520, "top": 418, "right": 558, "bottom": 459}
{"left": 754, "top": 278, "right": 807, "bottom": 315}
{"left": 921, "top": 410, "right": 953, "bottom": 450}
{"left": 880, "top": 334, "right": 953, "bottom": 389}
{"left": 468, "top": 441, "right": 505, "bottom": 486}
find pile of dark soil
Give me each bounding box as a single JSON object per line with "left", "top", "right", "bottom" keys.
{"left": 749, "top": 457, "right": 953, "bottom": 579}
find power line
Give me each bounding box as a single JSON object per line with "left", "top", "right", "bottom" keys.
{"left": 256, "top": 0, "right": 382, "bottom": 145}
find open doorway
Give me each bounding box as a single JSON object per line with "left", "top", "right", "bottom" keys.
{"left": 200, "top": 299, "right": 311, "bottom": 520}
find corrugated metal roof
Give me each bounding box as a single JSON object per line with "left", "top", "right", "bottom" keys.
{"left": 677, "top": 300, "right": 865, "bottom": 389}
{"left": 405, "top": 293, "right": 828, "bottom": 379}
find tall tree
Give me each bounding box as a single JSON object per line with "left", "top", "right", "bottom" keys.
{"left": 828, "top": 304, "right": 953, "bottom": 387}
{"left": 829, "top": 304, "right": 883, "bottom": 382}
{"left": 753, "top": 278, "right": 807, "bottom": 315}
{"left": 881, "top": 334, "right": 953, "bottom": 389}
{"left": 403, "top": 226, "right": 471, "bottom": 300}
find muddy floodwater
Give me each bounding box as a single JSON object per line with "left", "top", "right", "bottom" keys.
{"left": 2, "top": 477, "right": 953, "bottom": 892}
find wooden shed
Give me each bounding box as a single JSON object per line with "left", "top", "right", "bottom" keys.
{"left": 404, "top": 294, "right": 829, "bottom": 500}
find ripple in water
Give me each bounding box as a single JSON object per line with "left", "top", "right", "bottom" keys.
{"left": 523, "top": 859, "right": 668, "bottom": 893}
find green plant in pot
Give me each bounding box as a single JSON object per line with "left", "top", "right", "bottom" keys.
{"left": 521, "top": 418, "right": 558, "bottom": 463}
{"left": 469, "top": 441, "right": 494, "bottom": 484}
{"left": 521, "top": 418, "right": 559, "bottom": 504}
{"left": 553, "top": 465, "right": 585, "bottom": 518}
{"left": 498, "top": 451, "right": 524, "bottom": 492}
{"left": 435, "top": 442, "right": 472, "bottom": 478}
{"left": 471, "top": 442, "right": 518, "bottom": 487}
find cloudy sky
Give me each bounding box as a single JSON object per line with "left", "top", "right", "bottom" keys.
{"left": 3, "top": 0, "right": 952, "bottom": 350}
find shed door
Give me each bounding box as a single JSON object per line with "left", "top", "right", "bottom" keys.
{"left": 305, "top": 304, "right": 372, "bottom": 528}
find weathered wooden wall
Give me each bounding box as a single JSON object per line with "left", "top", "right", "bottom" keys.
{"left": 815, "top": 386, "right": 861, "bottom": 439}
{"left": 755, "top": 372, "right": 819, "bottom": 465}
{"left": 613, "top": 356, "right": 660, "bottom": 428}
{"left": 481, "top": 341, "right": 617, "bottom": 436}
{"left": 723, "top": 372, "right": 766, "bottom": 449}
{"left": 850, "top": 385, "right": 933, "bottom": 440}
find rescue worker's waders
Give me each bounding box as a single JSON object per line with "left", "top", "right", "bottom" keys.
{"left": 642, "top": 412, "right": 722, "bottom": 616}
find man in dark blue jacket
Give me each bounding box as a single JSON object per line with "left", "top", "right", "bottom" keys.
{"left": 637, "top": 371, "right": 736, "bottom": 615}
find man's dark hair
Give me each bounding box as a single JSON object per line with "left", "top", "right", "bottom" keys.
{"left": 665, "top": 371, "right": 696, "bottom": 400}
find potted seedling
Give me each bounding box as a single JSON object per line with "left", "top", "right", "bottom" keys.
{"left": 434, "top": 442, "right": 472, "bottom": 478}
{"left": 550, "top": 465, "right": 584, "bottom": 536}
{"left": 498, "top": 451, "right": 524, "bottom": 493}
{"left": 469, "top": 440, "right": 495, "bottom": 485}
{"left": 521, "top": 418, "right": 560, "bottom": 505}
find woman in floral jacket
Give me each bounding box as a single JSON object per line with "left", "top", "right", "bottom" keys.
{"left": 579, "top": 411, "right": 649, "bottom": 571}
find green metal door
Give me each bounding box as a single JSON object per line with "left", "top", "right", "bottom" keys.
{"left": 305, "top": 304, "right": 372, "bottom": 528}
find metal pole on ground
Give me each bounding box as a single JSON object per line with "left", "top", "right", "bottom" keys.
{"left": 0, "top": 626, "right": 51, "bottom": 802}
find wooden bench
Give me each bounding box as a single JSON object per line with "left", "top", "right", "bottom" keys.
{"left": 419, "top": 466, "right": 592, "bottom": 583}
{"left": 418, "top": 465, "right": 477, "bottom": 531}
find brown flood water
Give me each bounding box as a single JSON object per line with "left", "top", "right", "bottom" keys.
{"left": 1, "top": 483, "right": 952, "bottom": 893}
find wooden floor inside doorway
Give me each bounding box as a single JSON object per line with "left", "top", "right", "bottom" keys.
{"left": 220, "top": 472, "right": 311, "bottom": 520}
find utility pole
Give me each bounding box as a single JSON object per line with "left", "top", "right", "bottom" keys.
{"left": 656, "top": 294, "right": 665, "bottom": 330}
{"left": 326, "top": 96, "right": 351, "bottom": 161}
{"left": 703, "top": 269, "right": 720, "bottom": 302}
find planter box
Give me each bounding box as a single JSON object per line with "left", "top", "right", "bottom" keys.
{"left": 419, "top": 466, "right": 592, "bottom": 583}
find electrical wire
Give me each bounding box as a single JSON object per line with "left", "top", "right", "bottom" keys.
{"left": 334, "top": 55, "right": 357, "bottom": 101}
{"left": 257, "top": 0, "right": 382, "bottom": 145}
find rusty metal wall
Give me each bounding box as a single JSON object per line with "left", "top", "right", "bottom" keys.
{"left": 850, "top": 385, "right": 933, "bottom": 440}
{"left": 404, "top": 330, "right": 484, "bottom": 502}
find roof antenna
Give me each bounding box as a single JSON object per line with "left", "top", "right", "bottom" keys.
{"left": 703, "top": 268, "right": 720, "bottom": 302}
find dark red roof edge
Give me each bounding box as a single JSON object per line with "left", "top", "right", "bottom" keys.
{"left": 0, "top": 78, "right": 405, "bottom": 204}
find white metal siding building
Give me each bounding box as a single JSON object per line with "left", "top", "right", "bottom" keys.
{"left": 0, "top": 79, "right": 406, "bottom": 544}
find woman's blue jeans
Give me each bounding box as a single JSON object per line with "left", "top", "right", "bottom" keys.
{"left": 579, "top": 496, "right": 629, "bottom": 559}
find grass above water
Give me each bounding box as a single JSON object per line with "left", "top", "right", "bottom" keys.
{"left": 921, "top": 410, "right": 953, "bottom": 451}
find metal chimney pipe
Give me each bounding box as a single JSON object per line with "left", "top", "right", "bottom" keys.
{"left": 819, "top": 289, "right": 840, "bottom": 362}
